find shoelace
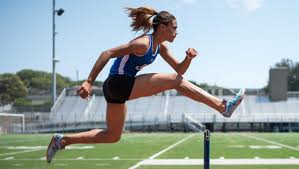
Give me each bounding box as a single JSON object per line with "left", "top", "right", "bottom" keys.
{"left": 53, "top": 136, "right": 62, "bottom": 151}
{"left": 231, "top": 93, "right": 242, "bottom": 105}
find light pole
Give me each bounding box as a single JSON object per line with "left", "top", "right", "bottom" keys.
{"left": 76, "top": 69, "right": 79, "bottom": 84}
{"left": 52, "top": 0, "right": 64, "bottom": 105}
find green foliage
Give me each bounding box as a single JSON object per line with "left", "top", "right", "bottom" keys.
{"left": 0, "top": 73, "right": 28, "bottom": 105}
{"left": 0, "top": 69, "right": 104, "bottom": 111}
{"left": 16, "top": 69, "right": 74, "bottom": 94}
{"left": 16, "top": 69, "right": 104, "bottom": 94}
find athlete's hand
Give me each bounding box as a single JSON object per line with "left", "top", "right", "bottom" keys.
{"left": 77, "top": 81, "right": 92, "bottom": 99}
{"left": 185, "top": 48, "right": 198, "bottom": 59}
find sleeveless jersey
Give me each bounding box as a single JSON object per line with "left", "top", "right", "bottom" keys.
{"left": 109, "top": 34, "right": 160, "bottom": 77}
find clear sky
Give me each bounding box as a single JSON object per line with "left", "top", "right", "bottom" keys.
{"left": 0, "top": 0, "right": 298, "bottom": 89}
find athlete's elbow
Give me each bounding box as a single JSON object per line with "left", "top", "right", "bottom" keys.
{"left": 100, "top": 51, "right": 112, "bottom": 60}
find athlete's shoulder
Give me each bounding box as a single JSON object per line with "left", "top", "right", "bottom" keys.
{"left": 129, "top": 35, "right": 150, "bottom": 56}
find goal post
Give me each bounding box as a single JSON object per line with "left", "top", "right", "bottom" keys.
{"left": 0, "top": 113, "right": 25, "bottom": 133}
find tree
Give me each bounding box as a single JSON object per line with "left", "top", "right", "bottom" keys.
{"left": 0, "top": 73, "right": 28, "bottom": 105}
{"left": 16, "top": 69, "right": 73, "bottom": 94}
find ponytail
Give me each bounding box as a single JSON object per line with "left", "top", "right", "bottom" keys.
{"left": 125, "top": 7, "right": 158, "bottom": 35}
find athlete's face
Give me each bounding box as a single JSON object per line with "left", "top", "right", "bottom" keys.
{"left": 163, "top": 20, "right": 178, "bottom": 42}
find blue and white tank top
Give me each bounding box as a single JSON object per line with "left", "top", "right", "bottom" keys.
{"left": 109, "top": 34, "right": 160, "bottom": 77}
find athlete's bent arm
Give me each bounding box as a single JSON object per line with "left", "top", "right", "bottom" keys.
{"left": 160, "top": 42, "right": 197, "bottom": 76}
{"left": 78, "top": 38, "right": 148, "bottom": 99}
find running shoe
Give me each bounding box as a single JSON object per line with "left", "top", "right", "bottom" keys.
{"left": 221, "top": 88, "right": 245, "bottom": 118}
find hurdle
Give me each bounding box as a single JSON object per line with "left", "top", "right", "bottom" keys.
{"left": 204, "top": 129, "right": 210, "bottom": 169}
{"left": 129, "top": 130, "right": 211, "bottom": 169}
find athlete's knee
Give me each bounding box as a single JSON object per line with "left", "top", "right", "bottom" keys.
{"left": 110, "top": 135, "right": 121, "bottom": 143}
{"left": 169, "top": 73, "right": 183, "bottom": 88}
{"left": 106, "top": 131, "right": 122, "bottom": 143}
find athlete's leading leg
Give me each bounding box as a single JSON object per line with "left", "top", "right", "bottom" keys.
{"left": 129, "top": 73, "right": 226, "bottom": 112}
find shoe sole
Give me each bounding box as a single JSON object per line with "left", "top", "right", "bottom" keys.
{"left": 46, "top": 136, "right": 55, "bottom": 163}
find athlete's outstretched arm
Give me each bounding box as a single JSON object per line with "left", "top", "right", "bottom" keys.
{"left": 160, "top": 42, "right": 198, "bottom": 76}
{"left": 78, "top": 38, "right": 148, "bottom": 99}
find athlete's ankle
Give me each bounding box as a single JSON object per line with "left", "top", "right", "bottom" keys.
{"left": 219, "top": 99, "right": 227, "bottom": 113}
{"left": 59, "top": 137, "right": 67, "bottom": 148}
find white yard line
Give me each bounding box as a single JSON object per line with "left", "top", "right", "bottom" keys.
{"left": 0, "top": 136, "right": 49, "bottom": 145}
{"left": 96, "top": 163, "right": 110, "bottom": 166}
{"left": 140, "top": 159, "right": 299, "bottom": 165}
{"left": 5, "top": 156, "right": 14, "bottom": 160}
{"left": 2, "top": 157, "right": 299, "bottom": 165}
{"left": 128, "top": 134, "right": 195, "bottom": 169}
{"left": 241, "top": 134, "right": 299, "bottom": 151}
{"left": 76, "top": 157, "right": 84, "bottom": 160}
{"left": 113, "top": 156, "right": 119, "bottom": 160}
{"left": 0, "top": 158, "right": 145, "bottom": 161}
{"left": 148, "top": 134, "right": 195, "bottom": 160}
{"left": 0, "top": 148, "right": 45, "bottom": 156}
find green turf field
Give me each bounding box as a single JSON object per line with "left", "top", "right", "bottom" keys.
{"left": 0, "top": 132, "right": 298, "bottom": 169}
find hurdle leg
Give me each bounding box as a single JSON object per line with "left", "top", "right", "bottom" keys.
{"left": 204, "top": 130, "right": 210, "bottom": 169}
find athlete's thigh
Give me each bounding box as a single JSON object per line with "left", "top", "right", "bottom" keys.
{"left": 129, "top": 73, "right": 182, "bottom": 100}
{"left": 106, "top": 103, "right": 127, "bottom": 135}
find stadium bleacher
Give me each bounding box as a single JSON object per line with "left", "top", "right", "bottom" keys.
{"left": 38, "top": 89, "right": 299, "bottom": 133}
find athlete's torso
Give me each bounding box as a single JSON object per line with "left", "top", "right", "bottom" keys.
{"left": 109, "top": 34, "right": 160, "bottom": 77}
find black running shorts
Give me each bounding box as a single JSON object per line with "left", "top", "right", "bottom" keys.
{"left": 103, "top": 74, "right": 136, "bottom": 104}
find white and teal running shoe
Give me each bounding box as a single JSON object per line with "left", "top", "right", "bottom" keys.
{"left": 221, "top": 88, "right": 245, "bottom": 118}
{"left": 46, "top": 133, "right": 64, "bottom": 163}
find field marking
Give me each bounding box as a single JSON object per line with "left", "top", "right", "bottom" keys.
{"left": 5, "top": 156, "right": 14, "bottom": 160}
{"left": 55, "top": 163, "right": 67, "bottom": 166}
{"left": 140, "top": 159, "right": 299, "bottom": 165}
{"left": 1, "top": 145, "right": 94, "bottom": 150}
{"left": 2, "top": 157, "right": 299, "bottom": 165}
{"left": 3, "top": 146, "right": 45, "bottom": 150}
{"left": 0, "top": 148, "right": 45, "bottom": 156}
{"left": 0, "top": 158, "right": 144, "bottom": 161}
{"left": 0, "top": 137, "right": 49, "bottom": 145}
{"left": 0, "top": 145, "right": 94, "bottom": 156}
{"left": 96, "top": 163, "right": 110, "bottom": 166}
{"left": 148, "top": 134, "right": 195, "bottom": 160}
{"left": 128, "top": 134, "right": 195, "bottom": 169}
{"left": 113, "top": 156, "right": 119, "bottom": 160}
{"left": 241, "top": 134, "right": 299, "bottom": 151}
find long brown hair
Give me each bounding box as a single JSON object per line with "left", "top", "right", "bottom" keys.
{"left": 125, "top": 7, "right": 176, "bottom": 34}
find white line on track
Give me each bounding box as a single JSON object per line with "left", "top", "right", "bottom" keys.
{"left": 76, "top": 157, "right": 84, "bottom": 160}
{"left": 0, "top": 137, "right": 49, "bottom": 145}
{"left": 113, "top": 156, "right": 119, "bottom": 160}
{"left": 128, "top": 134, "right": 195, "bottom": 169}
{"left": 149, "top": 134, "right": 195, "bottom": 160}
{"left": 140, "top": 159, "right": 299, "bottom": 165}
{"left": 5, "top": 156, "right": 14, "bottom": 160}
{"left": 96, "top": 163, "right": 110, "bottom": 166}
{"left": 54, "top": 163, "right": 67, "bottom": 166}
{"left": 2, "top": 157, "right": 299, "bottom": 165}
{"left": 240, "top": 134, "right": 299, "bottom": 151}
{"left": 0, "top": 148, "right": 45, "bottom": 156}
{"left": 0, "top": 158, "right": 145, "bottom": 161}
